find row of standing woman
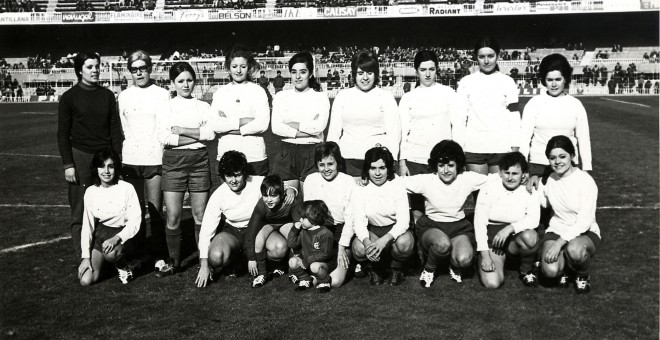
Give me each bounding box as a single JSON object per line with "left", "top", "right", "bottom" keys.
{"left": 57, "top": 36, "right": 598, "bottom": 293}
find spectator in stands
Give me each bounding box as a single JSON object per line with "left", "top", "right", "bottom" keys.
{"left": 271, "top": 51, "right": 330, "bottom": 196}
{"left": 520, "top": 53, "right": 592, "bottom": 193}
{"left": 257, "top": 70, "right": 269, "bottom": 90}
{"left": 458, "top": 37, "right": 520, "bottom": 176}
{"left": 273, "top": 70, "right": 285, "bottom": 93}
{"left": 607, "top": 78, "right": 616, "bottom": 94}
{"left": 327, "top": 51, "right": 400, "bottom": 178}
{"left": 57, "top": 52, "right": 123, "bottom": 257}
{"left": 211, "top": 45, "right": 270, "bottom": 176}
{"left": 117, "top": 50, "right": 171, "bottom": 268}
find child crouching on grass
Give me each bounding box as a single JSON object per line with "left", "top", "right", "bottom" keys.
{"left": 287, "top": 200, "right": 334, "bottom": 293}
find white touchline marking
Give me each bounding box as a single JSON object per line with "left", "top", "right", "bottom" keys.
{"left": 0, "top": 204, "right": 69, "bottom": 208}
{"left": 0, "top": 204, "right": 656, "bottom": 254}
{"left": 601, "top": 98, "right": 651, "bottom": 108}
{"left": 0, "top": 236, "right": 70, "bottom": 254}
{"left": 0, "top": 152, "right": 59, "bottom": 158}
{"left": 0, "top": 204, "right": 193, "bottom": 209}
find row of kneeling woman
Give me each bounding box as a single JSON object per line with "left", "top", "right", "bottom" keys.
{"left": 74, "top": 140, "right": 599, "bottom": 294}
{"left": 58, "top": 38, "right": 595, "bottom": 293}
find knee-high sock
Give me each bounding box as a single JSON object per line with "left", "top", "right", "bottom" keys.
{"left": 519, "top": 253, "right": 536, "bottom": 273}
{"left": 256, "top": 250, "right": 267, "bottom": 276}
{"left": 425, "top": 245, "right": 449, "bottom": 272}
{"left": 391, "top": 251, "right": 408, "bottom": 272}
{"left": 315, "top": 264, "right": 330, "bottom": 284}
{"left": 165, "top": 227, "right": 182, "bottom": 267}
{"left": 565, "top": 251, "right": 591, "bottom": 276}
{"left": 289, "top": 265, "right": 310, "bottom": 282}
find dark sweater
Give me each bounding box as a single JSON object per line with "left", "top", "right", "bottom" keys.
{"left": 287, "top": 225, "right": 333, "bottom": 268}
{"left": 57, "top": 83, "right": 123, "bottom": 168}
{"left": 245, "top": 199, "right": 301, "bottom": 261}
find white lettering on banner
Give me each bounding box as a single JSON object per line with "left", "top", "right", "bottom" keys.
{"left": 494, "top": 2, "right": 530, "bottom": 13}
{"left": 397, "top": 5, "right": 422, "bottom": 15}
{"left": 281, "top": 8, "right": 315, "bottom": 18}
{"left": 323, "top": 7, "right": 356, "bottom": 17}
{"left": 61, "top": 11, "right": 96, "bottom": 22}
{"left": 428, "top": 5, "right": 462, "bottom": 15}
{"left": 217, "top": 10, "right": 252, "bottom": 20}
{"left": 0, "top": 13, "right": 30, "bottom": 22}
{"left": 175, "top": 10, "right": 208, "bottom": 21}
{"left": 535, "top": 1, "right": 571, "bottom": 12}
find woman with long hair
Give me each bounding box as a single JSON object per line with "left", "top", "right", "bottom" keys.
{"left": 271, "top": 51, "right": 330, "bottom": 196}
{"left": 538, "top": 135, "right": 600, "bottom": 294}
{"left": 78, "top": 149, "right": 141, "bottom": 285}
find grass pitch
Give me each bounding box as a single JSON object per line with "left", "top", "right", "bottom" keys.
{"left": 0, "top": 97, "right": 658, "bottom": 339}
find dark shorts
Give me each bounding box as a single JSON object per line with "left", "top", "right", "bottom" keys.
{"left": 162, "top": 148, "right": 211, "bottom": 192}
{"left": 271, "top": 142, "right": 317, "bottom": 181}
{"left": 326, "top": 223, "right": 344, "bottom": 244}
{"left": 465, "top": 152, "right": 506, "bottom": 166}
{"left": 220, "top": 224, "right": 249, "bottom": 250}
{"left": 487, "top": 224, "right": 544, "bottom": 251}
{"left": 121, "top": 164, "right": 162, "bottom": 180}
{"left": 542, "top": 231, "right": 601, "bottom": 249}
{"left": 528, "top": 163, "right": 551, "bottom": 177}
{"left": 416, "top": 215, "right": 475, "bottom": 242}
{"left": 249, "top": 159, "right": 270, "bottom": 176}
{"left": 368, "top": 224, "right": 394, "bottom": 239}
{"left": 344, "top": 158, "right": 363, "bottom": 177}
{"left": 93, "top": 223, "right": 132, "bottom": 255}
{"left": 405, "top": 161, "right": 431, "bottom": 176}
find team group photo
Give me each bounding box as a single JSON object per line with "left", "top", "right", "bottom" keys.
{"left": 0, "top": 3, "right": 658, "bottom": 338}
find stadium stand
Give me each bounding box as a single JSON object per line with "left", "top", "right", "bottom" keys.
{"left": 2, "top": 42, "right": 658, "bottom": 101}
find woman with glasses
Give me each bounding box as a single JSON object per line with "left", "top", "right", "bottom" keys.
{"left": 118, "top": 50, "right": 171, "bottom": 261}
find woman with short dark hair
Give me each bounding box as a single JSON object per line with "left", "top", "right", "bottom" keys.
{"left": 403, "top": 140, "right": 489, "bottom": 288}
{"left": 351, "top": 146, "right": 413, "bottom": 286}
{"left": 154, "top": 62, "right": 216, "bottom": 277}
{"left": 58, "top": 51, "right": 123, "bottom": 257}
{"left": 520, "top": 53, "right": 592, "bottom": 189}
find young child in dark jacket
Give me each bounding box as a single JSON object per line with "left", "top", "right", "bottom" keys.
{"left": 287, "top": 200, "right": 334, "bottom": 293}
